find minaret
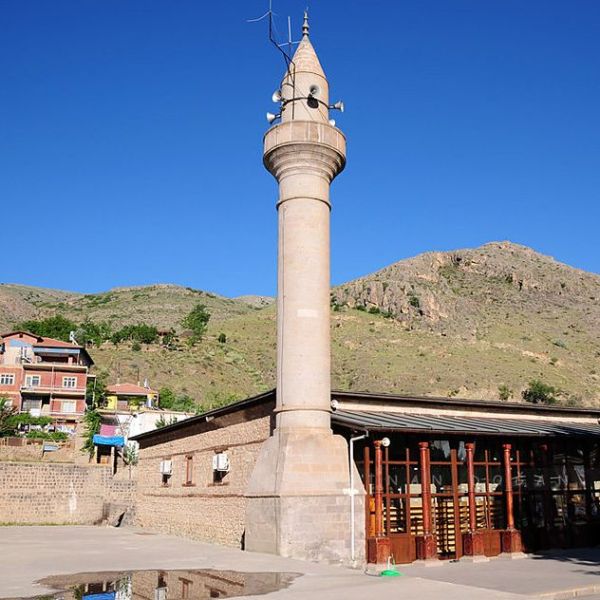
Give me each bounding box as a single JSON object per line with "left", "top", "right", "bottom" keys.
{"left": 245, "top": 14, "right": 364, "bottom": 565}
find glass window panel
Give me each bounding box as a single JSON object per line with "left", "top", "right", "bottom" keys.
{"left": 589, "top": 444, "right": 600, "bottom": 469}
{"left": 588, "top": 469, "right": 600, "bottom": 494}
{"left": 591, "top": 492, "right": 600, "bottom": 519}
{"left": 567, "top": 493, "right": 587, "bottom": 523}
{"left": 525, "top": 466, "right": 546, "bottom": 490}
{"left": 386, "top": 497, "right": 407, "bottom": 533}
{"left": 486, "top": 441, "right": 503, "bottom": 463}
{"left": 551, "top": 493, "right": 567, "bottom": 527}
{"left": 474, "top": 466, "right": 487, "bottom": 492}
{"left": 567, "top": 463, "right": 586, "bottom": 490}
{"left": 430, "top": 440, "right": 452, "bottom": 461}
{"left": 408, "top": 465, "right": 421, "bottom": 489}
{"left": 457, "top": 463, "right": 469, "bottom": 492}
{"left": 549, "top": 465, "right": 567, "bottom": 491}
{"left": 488, "top": 465, "right": 504, "bottom": 492}
{"left": 512, "top": 465, "right": 527, "bottom": 490}
{"left": 387, "top": 463, "right": 407, "bottom": 494}
{"left": 531, "top": 493, "right": 546, "bottom": 528}
{"left": 473, "top": 440, "right": 486, "bottom": 462}
{"left": 431, "top": 465, "right": 452, "bottom": 493}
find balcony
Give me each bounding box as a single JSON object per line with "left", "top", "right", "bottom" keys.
{"left": 22, "top": 361, "right": 88, "bottom": 372}
{"left": 20, "top": 385, "right": 86, "bottom": 396}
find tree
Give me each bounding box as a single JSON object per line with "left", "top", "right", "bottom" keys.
{"left": 16, "top": 315, "right": 77, "bottom": 341}
{"left": 182, "top": 304, "right": 211, "bottom": 344}
{"left": 87, "top": 370, "right": 108, "bottom": 408}
{"left": 81, "top": 409, "right": 102, "bottom": 457}
{"left": 0, "top": 397, "right": 18, "bottom": 437}
{"left": 158, "top": 387, "right": 197, "bottom": 412}
{"left": 155, "top": 415, "right": 179, "bottom": 429}
{"left": 75, "top": 320, "right": 112, "bottom": 347}
{"left": 522, "top": 380, "right": 560, "bottom": 405}
{"left": 111, "top": 323, "right": 158, "bottom": 345}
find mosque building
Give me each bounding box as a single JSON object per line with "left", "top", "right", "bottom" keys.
{"left": 131, "top": 15, "right": 600, "bottom": 566}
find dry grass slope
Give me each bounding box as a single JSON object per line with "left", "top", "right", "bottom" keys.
{"left": 2, "top": 242, "right": 599, "bottom": 406}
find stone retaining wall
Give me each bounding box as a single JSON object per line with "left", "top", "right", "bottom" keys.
{"left": 0, "top": 462, "right": 135, "bottom": 525}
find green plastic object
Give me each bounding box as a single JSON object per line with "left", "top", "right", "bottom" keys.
{"left": 380, "top": 569, "right": 402, "bottom": 577}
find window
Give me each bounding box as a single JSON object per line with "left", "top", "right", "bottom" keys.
{"left": 61, "top": 401, "right": 77, "bottom": 413}
{"left": 62, "top": 377, "right": 77, "bottom": 388}
{"left": 25, "top": 375, "right": 41, "bottom": 387}
{"left": 184, "top": 455, "right": 194, "bottom": 486}
{"left": 0, "top": 374, "right": 15, "bottom": 386}
{"left": 180, "top": 578, "right": 192, "bottom": 599}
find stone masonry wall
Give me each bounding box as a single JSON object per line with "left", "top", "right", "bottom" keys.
{"left": 135, "top": 415, "right": 271, "bottom": 547}
{"left": 0, "top": 462, "right": 135, "bottom": 525}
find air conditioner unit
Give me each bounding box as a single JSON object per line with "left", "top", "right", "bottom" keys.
{"left": 212, "top": 452, "right": 230, "bottom": 473}
{"left": 159, "top": 459, "right": 172, "bottom": 475}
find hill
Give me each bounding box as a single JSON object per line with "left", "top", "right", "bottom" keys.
{"left": 2, "top": 242, "right": 599, "bottom": 406}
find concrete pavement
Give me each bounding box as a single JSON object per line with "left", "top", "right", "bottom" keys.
{"left": 0, "top": 527, "right": 598, "bottom": 599}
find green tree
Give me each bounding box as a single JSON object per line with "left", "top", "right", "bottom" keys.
{"left": 182, "top": 304, "right": 211, "bottom": 344}
{"left": 87, "top": 370, "right": 109, "bottom": 408}
{"left": 16, "top": 315, "right": 77, "bottom": 341}
{"left": 158, "top": 387, "right": 197, "bottom": 412}
{"left": 522, "top": 380, "right": 560, "bottom": 405}
{"left": 81, "top": 409, "right": 102, "bottom": 457}
{"left": 0, "top": 397, "right": 18, "bottom": 437}
{"left": 75, "top": 320, "right": 112, "bottom": 346}
{"left": 111, "top": 323, "right": 158, "bottom": 345}
{"left": 155, "top": 415, "right": 179, "bottom": 429}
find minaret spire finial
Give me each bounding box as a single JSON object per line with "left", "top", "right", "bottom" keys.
{"left": 302, "top": 9, "right": 309, "bottom": 39}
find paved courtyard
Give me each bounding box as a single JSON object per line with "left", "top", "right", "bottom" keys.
{"left": 2, "top": 526, "right": 600, "bottom": 600}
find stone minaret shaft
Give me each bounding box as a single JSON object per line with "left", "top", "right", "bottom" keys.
{"left": 264, "top": 14, "right": 346, "bottom": 432}
{"left": 245, "top": 15, "right": 363, "bottom": 565}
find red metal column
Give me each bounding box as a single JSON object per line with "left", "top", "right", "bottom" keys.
{"left": 463, "top": 442, "right": 485, "bottom": 557}
{"left": 374, "top": 440, "right": 384, "bottom": 537}
{"left": 416, "top": 441, "right": 437, "bottom": 560}
{"left": 501, "top": 443, "right": 522, "bottom": 553}
{"left": 367, "top": 440, "right": 391, "bottom": 564}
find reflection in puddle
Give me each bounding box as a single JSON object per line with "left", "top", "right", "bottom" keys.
{"left": 12, "top": 569, "right": 298, "bottom": 600}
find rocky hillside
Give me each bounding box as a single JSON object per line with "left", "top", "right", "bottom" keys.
{"left": 2, "top": 242, "right": 599, "bottom": 406}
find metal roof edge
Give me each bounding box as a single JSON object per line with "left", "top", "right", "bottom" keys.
{"left": 331, "top": 389, "right": 600, "bottom": 418}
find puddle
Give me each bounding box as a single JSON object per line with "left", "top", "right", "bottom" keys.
{"left": 7, "top": 569, "right": 299, "bottom": 600}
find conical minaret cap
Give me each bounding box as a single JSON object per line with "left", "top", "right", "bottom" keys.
{"left": 280, "top": 11, "right": 329, "bottom": 123}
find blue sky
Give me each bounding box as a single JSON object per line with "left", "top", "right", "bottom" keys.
{"left": 2, "top": 1, "right": 599, "bottom": 296}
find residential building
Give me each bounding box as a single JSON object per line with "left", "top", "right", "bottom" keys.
{"left": 94, "top": 381, "right": 193, "bottom": 468}
{"left": 104, "top": 383, "right": 159, "bottom": 411}
{"left": 0, "top": 331, "right": 93, "bottom": 432}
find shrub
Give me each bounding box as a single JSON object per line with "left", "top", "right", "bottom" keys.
{"left": 131, "top": 341, "right": 142, "bottom": 352}
{"left": 218, "top": 333, "right": 227, "bottom": 344}
{"left": 408, "top": 292, "right": 420, "bottom": 309}
{"left": 368, "top": 306, "right": 381, "bottom": 315}
{"left": 498, "top": 384, "right": 512, "bottom": 401}
{"left": 522, "top": 380, "right": 560, "bottom": 405}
